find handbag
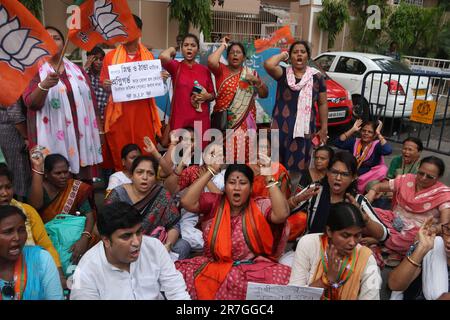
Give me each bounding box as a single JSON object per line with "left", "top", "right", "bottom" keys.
{"left": 210, "top": 109, "right": 228, "bottom": 131}
{"left": 45, "top": 214, "right": 86, "bottom": 277}
{"left": 150, "top": 225, "right": 168, "bottom": 243}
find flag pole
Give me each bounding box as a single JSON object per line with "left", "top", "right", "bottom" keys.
{"left": 55, "top": 0, "right": 85, "bottom": 72}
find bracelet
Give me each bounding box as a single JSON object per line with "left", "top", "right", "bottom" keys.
{"left": 266, "top": 181, "right": 280, "bottom": 189}
{"left": 37, "top": 82, "right": 49, "bottom": 92}
{"left": 172, "top": 168, "right": 182, "bottom": 177}
{"left": 32, "top": 168, "right": 44, "bottom": 175}
{"left": 81, "top": 231, "right": 93, "bottom": 240}
{"left": 406, "top": 255, "right": 422, "bottom": 268}
{"left": 206, "top": 166, "right": 217, "bottom": 176}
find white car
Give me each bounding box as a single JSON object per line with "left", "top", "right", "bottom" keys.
{"left": 314, "top": 51, "right": 431, "bottom": 119}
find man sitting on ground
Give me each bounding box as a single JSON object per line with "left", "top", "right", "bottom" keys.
{"left": 70, "top": 202, "right": 190, "bottom": 300}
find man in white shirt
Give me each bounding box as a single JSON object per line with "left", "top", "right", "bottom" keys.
{"left": 70, "top": 202, "right": 190, "bottom": 300}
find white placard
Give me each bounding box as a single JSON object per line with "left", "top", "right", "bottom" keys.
{"left": 246, "top": 282, "right": 324, "bottom": 300}
{"left": 108, "top": 60, "right": 165, "bottom": 102}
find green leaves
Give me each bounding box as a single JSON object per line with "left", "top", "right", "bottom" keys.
{"left": 169, "top": 0, "right": 213, "bottom": 41}
{"left": 19, "top": 0, "right": 42, "bottom": 21}
{"left": 317, "top": 0, "right": 350, "bottom": 48}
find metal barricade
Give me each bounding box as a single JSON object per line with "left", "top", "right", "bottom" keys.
{"left": 358, "top": 70, "right": 450, "bottom": 155}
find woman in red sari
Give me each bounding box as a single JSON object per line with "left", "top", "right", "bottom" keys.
{"left": 208, "top": 38, "right": 269, "bottom": 163}
{"left": 176, "top": 148, "right": 291, "bottom": 300}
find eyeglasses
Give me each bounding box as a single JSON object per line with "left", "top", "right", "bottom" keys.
{"left": 329, "top": 168, "right": 352, "bottom": 178}
{"left": 417, "top": 171, "right": 437, "bottom": 180}
{"left": 1, "top": 282, "right": 15, "bottom": 299}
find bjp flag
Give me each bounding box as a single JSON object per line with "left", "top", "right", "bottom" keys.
{"left": 68, "top": 0, "right": 141, "bottom": 52}
{"left": 254, "top": 26, "right": 295, "bottom": 53}
{"left": 0, "top": 0, "right": 58, "bottom": 106}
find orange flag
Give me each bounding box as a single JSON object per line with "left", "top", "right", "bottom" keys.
{"left": 68, "top": 0, "right": 141, "bottom": 51}
{"left": 254, "top": 25, "right": 295, "bottom": 53}
{"left": 0, "top": 0, "right": 58, "bottom": 106}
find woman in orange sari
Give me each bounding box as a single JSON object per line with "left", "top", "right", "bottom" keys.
{"left": 176, "top": 149, "right": 291, "bottom": 300}
{"left": 208, "top": 38, "right": 268, "bottom": 163}
{"left": 28, "top": 151, "right": 94, "bottom": 266}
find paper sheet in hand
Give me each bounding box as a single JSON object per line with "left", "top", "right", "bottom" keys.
{"left": 108, "top": 60, "right": 165, "bottom": 102}
{"left": 246, "top": 282, "right": 323, "bottom": 300}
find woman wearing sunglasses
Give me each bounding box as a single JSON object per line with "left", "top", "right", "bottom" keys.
{"left": 0, "top": 205, "right": 63, "bottom": 300}
{"left": 367, "top": 156, "right": 450, "bottom": 261}
{"left": 281, "top": 151, "right": 387, "bottom": 267}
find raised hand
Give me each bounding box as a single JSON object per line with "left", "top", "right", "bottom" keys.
{"left": 375, "top": 120, "right": 383, "bottom": 136}
{"left": 29, "top": 146, "right": 46, "bottom": 171}
{"left": 203, "top": 144, "right": 223, "bottom": 173}
{"left": 84, "top": 55, "right": 96, "bottom": 70}
{"left": 258, "top": 153, "right": 273, "bottom": 177}
{"left": 352, "top": 119, "right": 363, "bottom": 132}
{"left": 326, "top": 244, "right": 343, "bottom": 283}
{"left": 40, "top": 72, "right": 59, "bottom": 90}
{"left": 143, "top": 136, "right": 158, "bottom": 155}
{"left": 416, "top": 216, "right": 436, "bottom": 254}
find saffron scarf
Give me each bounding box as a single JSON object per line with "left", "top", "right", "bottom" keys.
{"left": 286, "top": 66, "right": 320, "bottom": 139}
{"left": 37, "top": 59, "right": 103, "bottom": 174}
{"left": 104, "top": 43, "right": 161, "bottom": 136}
{"left": 194, "top": 196, "right": 276, "bottom": 300}
{"left": 40, "top": 179, "right": 92, "bottom": 223}
{"left": 313, "top": 234, "right": 372, "bottom": 300}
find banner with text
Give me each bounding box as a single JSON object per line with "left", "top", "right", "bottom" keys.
{"left": 108, "top": 60, "right": 165, "bottom": 102}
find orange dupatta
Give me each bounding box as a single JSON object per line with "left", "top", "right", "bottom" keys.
{"left": 40, "top": 179, "right": 92, "bottom": 223}
{"left": 194, "top": 197, "right": 276, "bottom": 300}
{"left": 104, "top": 43, "right": 161, "bottom": 136}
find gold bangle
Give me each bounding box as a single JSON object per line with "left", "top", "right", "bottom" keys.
{"left": 32, "top": 168, "right": 44, "bottom": 175}
{"left": 266, "top": 181, "right": 280, "bottom": 189}
{"left": 406, "top": 255, "right": 422, "bottom": 268}
{"left": 81, "top": 231, "right": 93, "bottom": 240}
{"left": 37, "top": 82, "right": 49, "bottom": 92}
{"left": 206, "top": 166, "right": 217, "bottom": 176}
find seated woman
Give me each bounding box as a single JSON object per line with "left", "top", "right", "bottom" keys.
{"left": 388, "top": 217, "right": 450, "bottom": 300}
{"left": 366, "top": 156, "right": 450, "bottom": 258}
{"left": 176, "top": 155, "right": 291, "bottom": 300}
{"left": 388, "top": 137, "right": 423, "bottom": 180}
{"left": 28, "top": 151, "right": 95, "bottom": 271}
{"left": 335, "top": 119, "right": 392, "bottom": 194}
{"left": 286, "top": 151, "right": 388, "bottom": 246}
{"left": 0, "top": 164, "right": 64, "bottom": 285}
{"left": 249, "top": 134, "right": 290, "bottom": 199}
{"left": 0, "top": 205, "right": 63, "bottom": 300}
{"left": 105, "top": 156, "right": 190, "bottom": 260}
{"left": 106, "top": 143, "right": 141, "bottom": 195}
{"left": 294, "top": 145, "right": 334, "bottom": 194}
{"left": 372, "top": 137, "right": 423, "bottom": 210}
{"left": 289, "top": 202, "right": 382, "bottom": 300}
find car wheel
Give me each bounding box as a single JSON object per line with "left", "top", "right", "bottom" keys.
{"left": 352, "top": 95, "right": 370, "bottom": 121}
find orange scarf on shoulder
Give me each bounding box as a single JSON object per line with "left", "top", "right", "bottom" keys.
{"left": 104, "top": 43, "right": 161, "bottom": 136}
{"left": 194, "top": 197, "right": 276, "bottom": 300}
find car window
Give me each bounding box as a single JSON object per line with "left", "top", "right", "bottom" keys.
{"left": 314, "top": 55, "right": 335, "bottom": 72}
{"left": 334, "top": 57, "right": 367, "bottom": 75}
{"left": 372, "top": 59, "right": 412, "bottom": 73}
{"left": 308, "top": 60, "right": 330, "bottom": 79}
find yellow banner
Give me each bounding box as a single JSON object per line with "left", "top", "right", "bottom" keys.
{"left": 410, "top": 99, "right": 437, "bottom": 125}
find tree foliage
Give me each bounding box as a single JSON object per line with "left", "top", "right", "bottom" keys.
{"left": 169, "top": 0, "right": 213, "bottom": 41}
{"left": 387, "top": 3, "right": 446, "bottom": 57}
{"left": 20, "top": 0, "right": 42, "bottom": 21}
{"left": 317, "top": 0, "right": 350, "bottom": 48}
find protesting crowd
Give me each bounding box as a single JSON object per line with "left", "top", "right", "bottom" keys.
{"left": 0, "top": 1, "right": 449, "bottom": 301}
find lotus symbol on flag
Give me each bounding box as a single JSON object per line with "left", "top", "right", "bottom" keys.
{"left": 90, "top": 0, "right": 127, "bottom": 41}
{"left": 0, "top": 5, "right": 50, "bottom": 72}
